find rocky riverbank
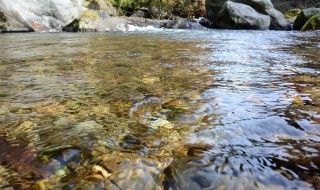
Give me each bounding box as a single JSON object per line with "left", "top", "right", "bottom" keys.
{"left": 0, "top": 0, "right": 206, "bottom": 33}
{"left": 0, "top": 0, "right": 319, "bottom": 32}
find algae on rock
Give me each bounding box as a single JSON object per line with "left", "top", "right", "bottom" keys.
{"left": 301, "top": 14, "right": 320, "bottom": 31}
{"left": 284, "top": 8, "right": 301, "bottom": 23}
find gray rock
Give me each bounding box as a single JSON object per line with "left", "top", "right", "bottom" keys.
{"left": 215, "top": 1, "right": 271, "bottom": 30}
{"left": 234, "top": 0, "right": 274, "bottom": 13}
{"left": 0, "top": 0, "right": 84, "bottom": 32}
{"left": 161, "top": 17, "right": 206, "bottom": 29}
{"left": 125, "top": 17, "right": 163, "bottom": 28}
{"left": 293, "top": 8, "right": 320, "bottom": 30}
{"left": 130, "top": 10, "right": 146, "bottom": 18}
{"left": 78, "top": 17, "right": 128, "bottom": 32}
{"left": 267, "top": 9, "right": 291, "bottom": 30}
{"left": 74, "top": 120, "right": 103, "bottom": 133}
{"left": 205, "top": 0, "right": 290, "bottom": 30}
{"left": 148, "top": 6, "right": 161, "bottom": 18}
{"left": 205, "top": 0, "right": 227, "bottom": 22}
{"left": 199, "top": 17, "right": 215, "bottom": 28}
{"left": 83, "top": 0, "right": 117, "bottom": 16}
{"left": 97, "top": 11, "right": 110, "bottom": 18}
{"left": 0, "top": 105, "right": 9, "bottom": 115}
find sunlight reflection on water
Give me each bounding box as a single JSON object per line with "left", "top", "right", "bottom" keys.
{"left": 0, "top": 30, "right": 319, "bottom": 189}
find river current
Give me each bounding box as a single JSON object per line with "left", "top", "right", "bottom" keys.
{"left": 0, "top": 30, "right": 319, "bottom": 189}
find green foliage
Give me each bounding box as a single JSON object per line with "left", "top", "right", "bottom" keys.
{"left": 111, "top": 0, "right": 149, "bottom": 10}
{"left": 81, "top": 10, "right": 100, "bottom": 18}
{"left": 73, "top": 20, "right": 80, "bottom": 29}
{"left": 107, "top": 0, "right": 205, "bottom": 18}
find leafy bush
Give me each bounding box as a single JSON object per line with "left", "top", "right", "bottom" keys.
{"left": 107, "top": 0, "right": 205, "bottom": 18}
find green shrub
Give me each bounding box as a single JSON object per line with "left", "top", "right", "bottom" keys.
{"left": 108, "top": 0, "right": 205, "bottom": 18}
{"left": 81, "top": 10, "right": 100, "bottom": 18}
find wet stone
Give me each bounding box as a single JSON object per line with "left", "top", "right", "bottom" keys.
{"left": 0, "top": 30, "right": 319, "bottom": 189}
{"left": 92, "top": 105, "right": 110, "bottom": 117}
{"left": 150, "top": 118, "right": 174, "bottom": 129}
{"left": 65, "top": 99, "right": 83, "bottom": 111}
{"left": 53, "top": 117, "right": 76, "bottom": 127}
{"left": 0, "top": 105, "right": 9, "bottom": 115}
{"left": 62, "top": 149, "right": 81, "bottom": 162}
{"left": 73, "top": 120, "right": 103, "bottom": 133}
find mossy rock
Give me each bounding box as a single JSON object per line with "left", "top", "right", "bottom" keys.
{"left": 301, "top": 14, "right": 320, "bottom": 31}
{"left": 81, "top": 10, "right": 100, "bottom": 19}
{"left": 285, "top": 9, "right": 301, "bottom": 19}
{"left": 284, "top": 9, "right": 301, "bottom": 23}
{"left": 293, "top": 8, "right": 320, "bottom": 30}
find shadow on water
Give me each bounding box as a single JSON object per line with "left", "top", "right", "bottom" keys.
{"left": 0, "top": 30, "right": 319, "bottom": 189}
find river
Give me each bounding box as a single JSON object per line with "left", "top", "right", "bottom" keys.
{"left": 0, "top": 30, "right": 319, "bottom": 189}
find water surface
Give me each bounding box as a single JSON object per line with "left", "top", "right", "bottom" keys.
{"left": 0, "top": 30, "right": 319, "bottom": 189}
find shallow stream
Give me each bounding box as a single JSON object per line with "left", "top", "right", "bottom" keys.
{"left": 0, "top": 30, "right": 319, "bottom": 189}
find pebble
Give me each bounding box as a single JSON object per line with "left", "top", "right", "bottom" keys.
{"left": 0, "top": 105, "right": 9, "bottom": 115}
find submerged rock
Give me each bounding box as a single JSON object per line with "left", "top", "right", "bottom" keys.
{"left": 205, "top": 0, "right": 290, "bottom": 30}
{"left": 0, "top": 0, "right": 84, "bottom": 32}
{"left": 0, "top": 105, "right": 9, "bottom": 115}
{"left": 73, "top": 120, "right": 103, "bottom": 132}
{"left": 92, "top": 105, "right": 110, "bottom": 117}
{"left": 65, "top": 99, "right": 83, "bottom": 111}
{"left": 150, "top": 118, "right": 174, "bottom": 129}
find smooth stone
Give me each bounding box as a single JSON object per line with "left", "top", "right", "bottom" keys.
{"left": 78, "top": 17, "right": 128, "bottom": 32}
{"left": 0, "top": 0, "right": 84, "bottom": 32}
{"left": 205, "top": 0, "right": 290, "bottom": 30}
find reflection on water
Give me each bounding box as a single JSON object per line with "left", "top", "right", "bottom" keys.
{"left": 0, "top": 31, "right": 319, "bottom": 189}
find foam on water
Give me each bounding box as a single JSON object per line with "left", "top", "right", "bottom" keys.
{"left": 127, "top": 24, "right": 164, "bottom": 32}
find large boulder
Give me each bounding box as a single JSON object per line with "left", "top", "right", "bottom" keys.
{"left": 205, "top": 0, "right": 290, "bottom": 30}
{"left": 293, "top": 8, "right": 320, "bottom": 30}
{"left": 233, "top": 0, "right": 289, "bottom": 29}
{"left": 214, "top": 1, "right": 270, "bottom": 30}
{"left": 77, "top": 17, "right": 128, "bottom": 32}
{"left": 130, "top": 10, "right": 146, "bottom": 18}
{"left": 65, "top": 5, "right": 127, "bottom": 32}
{"left": 0, "top": 0, "right": 84, "bottom": 32}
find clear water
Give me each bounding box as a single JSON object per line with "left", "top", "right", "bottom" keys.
{"left": 0, "top": 30, "right": 319, "bottom": 189}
